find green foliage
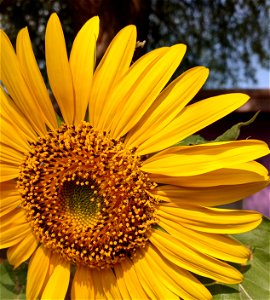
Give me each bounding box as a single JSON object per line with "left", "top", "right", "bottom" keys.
{"left": 209, "top": 284, "right": 240, "bottom": 299}
{"left": 214, "top": 111, "right": 260, "bottom": 142}
{"left": 209, "top": 217, "right": 270, "bottom": 299}
{"left": 178, "top": 111, "right": 260, "bottom": 146}
{"left": 0, "top": 260, "right": 27, "bottom": 299}
{"left": 56, "top": 113, "right": 64, "bottom": 127}
{"left": 177, "top": 134, "right": 207, "bottom": 146}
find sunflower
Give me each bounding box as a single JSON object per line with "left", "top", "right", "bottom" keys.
{"left": 0, "top": 13, "right": 269, "bottom": 300}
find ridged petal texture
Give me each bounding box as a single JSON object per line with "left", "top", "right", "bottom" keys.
{"left": 0, "top": 12, "right": 269, "bottom": 300}
{"left": 0, "top": 31, "right": 47, "bottom": 136}
{"left": 101, "top": 44, "right": 187, "bottom": 138}
{"left": 45, "top": 13, "right": 75, "bottom": 124}
{"left": 70, "top": 16, "right": 99, "bottom": 125}
{"left": 16, "top": 27, "right": 58, "bottom": 130}
{"left": 89, "top": 24, "right": 137, "bottom": 127}
{"left": 125, "top": 66, "right": 209, "bottom": 149}
{"left": 134, "top": 93, "right": 251, "bottom": 154}
{"left": 142, "top": 140, "right": 269, "bottom": 176}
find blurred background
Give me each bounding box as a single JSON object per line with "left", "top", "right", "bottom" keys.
{"left": 1, "top": 0, "right": 269, "bottom": 88}
{"left": 0, "top": 0, "right": 269, "bottom": 215}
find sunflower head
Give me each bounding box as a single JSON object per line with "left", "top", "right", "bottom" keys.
{"left": 0, "top": 12, "right": 269, "bottom": 300}
{"left": 18, "top": 122, "right": 158, "bottom": 268}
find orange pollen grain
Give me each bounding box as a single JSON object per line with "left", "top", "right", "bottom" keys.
{"left": 17, "top": 122, "right": 158, "bottom": 269}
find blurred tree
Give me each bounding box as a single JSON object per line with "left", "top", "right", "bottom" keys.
{"left": 149, "top": 0, "right": 270, "bottom": 87}
{"left": 67, "top": 0, "right": 150, "bottom": 62}
{"left": 0, "top": 0, "right": 269, "bottom": 87}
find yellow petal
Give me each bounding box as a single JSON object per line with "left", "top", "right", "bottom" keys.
{"left": 132, "top": 248, "right": 180, "bottom": 299}
{"left": 0, "top": 196, "right": 21, "bottom": 217}
{"left": 144, "top": 245, "right": 212, "bottom": 299}
{"left": 0, "top": 180, "right": 18, "bottom": 198}
{"left": 101, "top": 268, "right": 122, "bottom": 299}
{"left": 125, "top": 66, "right": 209, "bottom": 149}
{"left": 0, "top": 144, "right": 24, "bottom": 165}
{"left": 0, "top": 224, "right": 31, "bottom": 249}
{"left": 0, "top": 205, "right": 20, "bottom": 219}
{"left": 0, "top": 114, "right": 31, "bottom": 154}
{"left": 157, "top": 205, "right": 262, "bottom": 234}
{"left": 138, "top": 93, "right": 250, "bottom": 155}
{"left": 0, "top": 87, "right": 37, "bottom": 142}
{"left": 89, "top": 25, "right": 137, "bottom": 126}
{"left": 118, "top": 258, "right": 149, "bottom": 299}
{"left": 150, "top": 161, "right": 269, "bottom": 187}
{"left": 16, "top": 28, "right": 58, "bottom": 130}
{"left": 0, "top": 180, "right": 21, "bottom": 216}
{"left": 7, "top": 232, "right": 38, "bottom": 268}
{"left": 45, "top": 13, "right": 75, "bottom": 124}
{"left": 41, "top": 252, "right": 70, "bottom": 300}
{"left": 0, "top": 207, "right": 26, "bottom": 228}
{"left": 26, "top": 246, "right": 51, "bottom": 300}
{"left": 0, "top": 208, "right": 30, "bottom": 249}
{"left": 150, "top": 180, "right": 269, "bottom": 207}
{"left": 0, "top": 162, "right": 19, "bottom": 182}
{"left": 141, "top": 140, "right": 270, "bottom": 176}
{"left": 97, "top": 47, "right": 168, "bottom": 132}
{"left": 90, "top": 269, "right": 106, "bottom": 299}
{"left": 131, "top": 257, "right": 157, "bottom": 299}
{"left": 159, "top": 218, "right": 250, "bottom": 264}
{"left": 0, "top": 30, "right": 47, "bottom": 136}
{"left": 70, "top": 17, "right": 99, "bottom": 125}
{"left": 0, "top": 195, "right": 20, "bottom": 211}
{"left": 113, "top": 264, "right": 131, "bottom": 299}
{"left": 150, "top": 229, "right": 244, "bottom": 284}
{"left": 71, "top": 266, "right": 95, "bottom": 299}
{"left": 107, "top": 44, "right": 187, "bottom": 138}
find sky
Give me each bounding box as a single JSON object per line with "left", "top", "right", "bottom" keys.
{"left": 254, "top": 68, "right": 270, "bottom": 89}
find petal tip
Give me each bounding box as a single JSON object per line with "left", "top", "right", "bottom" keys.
{"left": 47, "top": 12, "right": 61, "bottom": 28}
{"left": 122, "top": 24, "right": 137, "bottom": 37}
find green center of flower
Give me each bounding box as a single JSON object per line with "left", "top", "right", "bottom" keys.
{"left": 61, "top": 180, "right": 102, "bottom": 227}
{"left": 18, "top": 122, "right": 158, "bottom": 269}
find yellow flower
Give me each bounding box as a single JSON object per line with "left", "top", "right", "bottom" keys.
{"left": 0, "top": 13, "right": 269, "bottom": 300}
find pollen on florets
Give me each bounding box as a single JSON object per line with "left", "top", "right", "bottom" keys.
{"left": 17, "top": 122, "right": 158, "bottom": 269}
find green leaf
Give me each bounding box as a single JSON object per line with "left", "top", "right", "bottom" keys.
{"left": 176, "top": 134, "right": 207, "bottom": 146}
{"left": 234, "top": 216, "right": 270, "bottom": 299}
{"left": 209, "top": 217, "right": 270, "bottom": 299}
{"left": 214, "top": 111, "right": 260, "bottom": 142}
{"left": 175, "top": 112, "right": 259, "bottom": 148}
{"left": 0, "top": 260, "right": 27, "bottom": 299}
{"left": 56, "top": 113, "right": 64, "bottom": 127}
{"left": 209, "top": 284, "right": 240, "bottom": 299}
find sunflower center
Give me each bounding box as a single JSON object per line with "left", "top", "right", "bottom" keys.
{"left": 18, "top": 122, "right": 157, "bottom": 269}
{"left": 60, "top": 180, "right": 103, "bottom": 227}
